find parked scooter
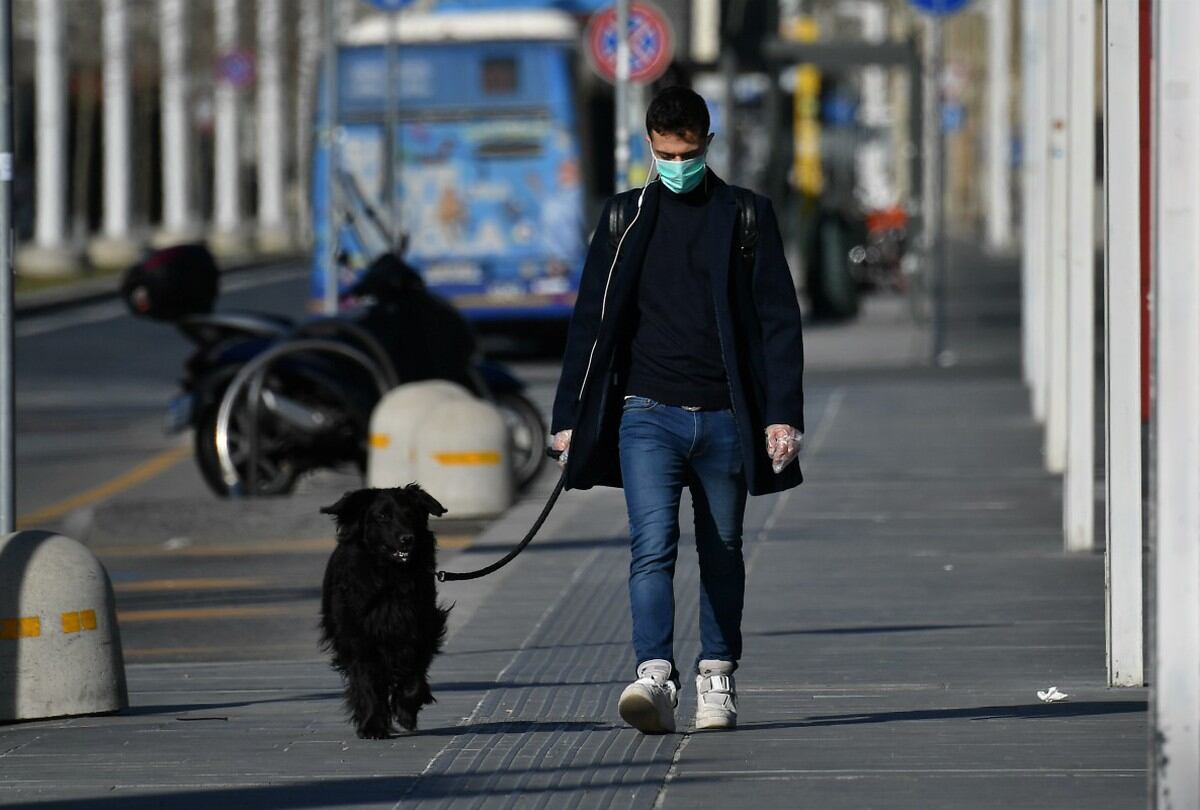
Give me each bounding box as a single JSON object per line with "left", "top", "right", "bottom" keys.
{"left": 122, "top": 246, "right": 547, "bottom": 497}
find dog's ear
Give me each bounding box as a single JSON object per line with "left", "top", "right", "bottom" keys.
{"left": 404, "top": 483, "right": 447, "bottom": 517}
{"left": 321, "top": 489, "right": 377, "bottom": 522}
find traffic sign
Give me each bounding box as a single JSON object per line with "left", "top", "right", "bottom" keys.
{"left": 216, "top": 50, "right": 255, "bottom": 88}
{"left": 585, "top": 2, "right": 674, "bottom": 85}
{"left": 364, "top": 0, "right": 416, "bottom": 10}
{"left": 909, "top": 0, "right": 972, "bottom": 14}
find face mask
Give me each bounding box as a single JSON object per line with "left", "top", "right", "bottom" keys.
{"left": 655, "top": 153, "right": 707, "bottom": 194}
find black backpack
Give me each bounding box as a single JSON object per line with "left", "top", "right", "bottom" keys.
{"left": 607, "top": 186, "right": 760, "bottom": 274}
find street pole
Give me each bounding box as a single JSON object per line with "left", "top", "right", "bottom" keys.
{"left": 321, "top": 0, "right": 340, "bottom": 315}
{"left": 386, "top": 10, "right": 401, "bottom": 248}
{"left": 615, "top": 0, "right": 631, "bottom": 191}
{"left": 0, "top": 0, "right": 13, "bottom": 533}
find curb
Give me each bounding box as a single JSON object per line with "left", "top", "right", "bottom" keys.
{"left": 14, "top": 254, "right": 308, "bottom": 320}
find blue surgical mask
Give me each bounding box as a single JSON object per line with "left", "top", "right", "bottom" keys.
{"left": 655, "top": 154, "right": 707, "bottom": 194}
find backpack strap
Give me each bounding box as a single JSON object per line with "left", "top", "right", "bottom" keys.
{"left": 732, "top": 187, "right": 759, "bottom": 274}
{"left": 607, "top": 195, "right": 634, "bottom": 254}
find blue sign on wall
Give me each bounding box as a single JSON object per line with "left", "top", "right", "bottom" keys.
{"left": 364, "top": 0, "right": 416, "bottom": 10}
{"left": 908, "top": 0, "right": 972, "bottom": 15}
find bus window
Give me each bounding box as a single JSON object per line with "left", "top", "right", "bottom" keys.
{"left": 482, "top": 57, "right": 518, "bottom": 95}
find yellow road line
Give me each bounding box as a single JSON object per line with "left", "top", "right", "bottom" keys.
{"left": 118, "top": 605, "right": 303, "bottom": 623}
{"left": 123, "top": 644, "right": 315, "bottom": 659}
{"left": 101, "top": 537, "right": 335, "bottom": 558}
{"left": 114, "top": 577, "right": 268, "bottom": 593}
{"left": 100, "top": 534, "right": 473, "bottom": 558}
{"left": 17, "top": 443, "right": 191, "bottom": 529}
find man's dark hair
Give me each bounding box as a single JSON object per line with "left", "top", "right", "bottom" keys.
{"left": 645, "top": 86, "right": 710, "bottom": 140}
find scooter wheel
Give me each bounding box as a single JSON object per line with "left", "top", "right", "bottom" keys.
{"left": 494, "top": 392, "right": 547, "bottom": 490}
{"left": 193, "top": 401, "right": 299, "bottom": 497}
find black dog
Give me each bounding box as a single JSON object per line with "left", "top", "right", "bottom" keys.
{"left": 319, "top": 484, "right": 451, "bottom": 738}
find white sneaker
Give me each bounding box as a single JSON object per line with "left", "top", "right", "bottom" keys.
{"left": 618, "top": 659, "right": 678, "bottom": 734}
{"left": 694, "top": 660, "right": 737, "bottom": 730}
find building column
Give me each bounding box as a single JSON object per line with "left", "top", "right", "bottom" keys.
{"left": 1043, "top": 0, "right": 1069, "bottom": 474}
{"left": 1063, "top": 0, "right": 1095, "bottom": 552}
{"left": 87, "top": 0, "right": 140, "bottom": 270}
{"left": 1153, "top": 0, "right": 1200, "bottom": 802}
{"left": 1103, "top": 0, "right": 1144, "bottom": 688}
{"left": 17, "top": 0, "right": 77, "bottom": 277}
{"left": 256, "top": 0, "right": 290, "bottom": 254}
{"left": 1020, "top": 0, "right": 1048, "bottom": 413}
{"left": 209, "top": 0, "right": 247, "bottom": 259}
{"left": 985, "top": 0, "right": 1012, "bottom": 253}
{"left": 155, "top": 0, "right": 200, "bottom": 246}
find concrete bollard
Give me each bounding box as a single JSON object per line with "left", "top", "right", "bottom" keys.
{"left": 413, "top": 396, "right": 514, "bottom": 519}
{"left": 367, "top": 381, "right": 473, "bottom": 489}
{"left": 0, "top": 532, "right": 128, "bottom": 721}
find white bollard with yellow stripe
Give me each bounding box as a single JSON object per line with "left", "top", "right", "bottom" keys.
{"left": 0, "top": 531, "right": 128, "bottom": 721}
{"left": 413, "top": 396, "right": 514, "bottom": 518}
{"left": 367, "top": 380, "right": 474, "bottom": 489}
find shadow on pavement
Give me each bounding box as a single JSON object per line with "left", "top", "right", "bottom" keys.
{"left": 738, "top": 700, "right": 1148, "bottom": 731}
{"left": 10, "top": 746, "right": 676, "bottom": 809}
{"left": 752, "top": 622, "right": 1009, "bottom": 637}
{"left": 120, "top": 679, "right": 627, "bottom": 717}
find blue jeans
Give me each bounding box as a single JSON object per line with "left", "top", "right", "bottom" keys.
{"left": 619, "top": 396, "right": 747, "bottom": 678}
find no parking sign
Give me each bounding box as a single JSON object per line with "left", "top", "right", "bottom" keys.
{"left": 584, "top": 2, "right": 675, "bottom": 85}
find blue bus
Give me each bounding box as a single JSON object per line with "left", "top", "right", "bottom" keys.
{"left": 312, "top": 8, "right": 595, "bottom": 321}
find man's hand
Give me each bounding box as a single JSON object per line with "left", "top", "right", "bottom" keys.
{"left": 764, "top": 424, "right": 802, "bottom": 473}
{"left": 551, "top": 429, "right": 573, "bottom": 467}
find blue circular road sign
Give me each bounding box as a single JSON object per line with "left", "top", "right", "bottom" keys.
{"left": 909, "top": 0, "right": 972, "bottom": 15}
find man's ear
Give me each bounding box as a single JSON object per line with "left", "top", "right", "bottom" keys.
{"left": 404, "top": 483, "right": 447, "bottom": 517}
{"left": 321, "top": 489, "right": 377, "bottom": 520}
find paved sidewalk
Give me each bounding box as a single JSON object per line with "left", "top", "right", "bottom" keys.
{"left": 0, "top": 247, "right": 1147, "bottom": 808}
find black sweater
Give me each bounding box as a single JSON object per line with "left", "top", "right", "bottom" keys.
{"left": 625, "top": 175, "right": 731, "bottom": 410}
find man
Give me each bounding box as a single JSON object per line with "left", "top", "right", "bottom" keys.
{"left": 550, "top": 86, "right": 805, "bottom": 734}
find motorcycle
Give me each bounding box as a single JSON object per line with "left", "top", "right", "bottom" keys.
{"left": 124, "top": 247, "right": 548, "bottom": 497}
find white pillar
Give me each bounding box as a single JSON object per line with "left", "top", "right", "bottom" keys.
{"left": 690, "top": 0, "right": 719, "bottom": 64}
{"left": 256, "top": 0, "right": 291, "bottom": 254}
{"left": 210, "top": 0, "right": 246, "bottom": 258}
{"left": 1063, "top": 0, "right": 1095, "bottom": 552}
{"left": 1020, "top": 0, "right": 1048, "bottom": 411}
{"left": 155, "top": 0, "right": 200, "bottom": 246}
{"left": 87, "top": 0, "right": 140, "bottom": 270}
{"left": 1153, "top": 0, "right": 1200, "bottom": 801}
{"left": 17, "top": 0, "right": 77, "bottom": 276}
{"left": 1043, "top": 0, "right": 1069, "bottom": 474}
{"left": 985, "top": 0, "right": 1012, "bottom": 253}
{"left": 294, "top": 0, "right": 322, "bottom": 243}
{"left": 1103, "top": 0, "right": 1143, "bottom": 688}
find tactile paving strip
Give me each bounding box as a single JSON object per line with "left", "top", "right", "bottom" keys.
{"left": 405, "top": 498, "right": 711, "bottom": 809}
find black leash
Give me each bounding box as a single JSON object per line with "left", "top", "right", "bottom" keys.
{"left": 436, "top": 453, "right": 566, "bottom": 582}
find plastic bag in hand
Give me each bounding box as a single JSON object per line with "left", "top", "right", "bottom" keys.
{"left": 765, "top": 424, "right": 802, "bottom": 474}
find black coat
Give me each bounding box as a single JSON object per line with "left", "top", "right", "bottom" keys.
{"left": 551, "top": 173, "right": 805, "bottom": 497}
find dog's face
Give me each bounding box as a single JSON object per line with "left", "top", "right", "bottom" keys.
{"left": 321, "top": 484, "right": 447, "bottom": 566}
